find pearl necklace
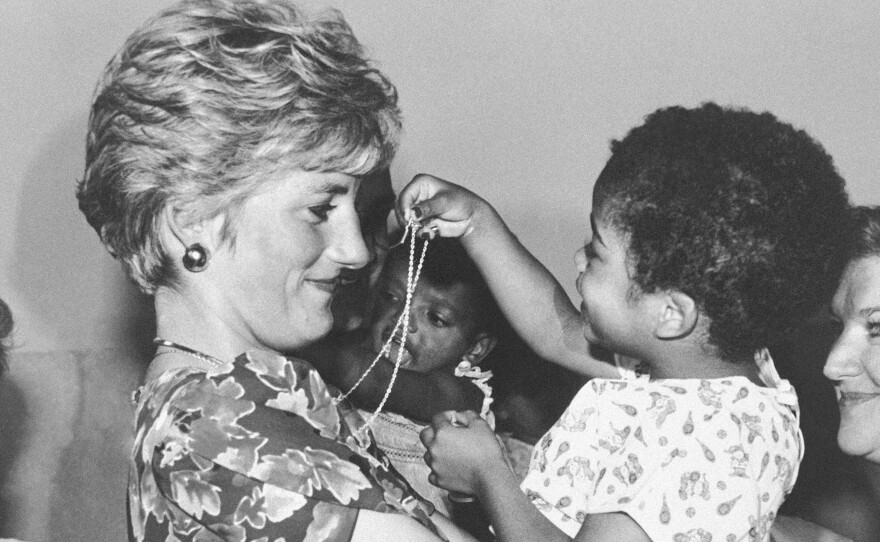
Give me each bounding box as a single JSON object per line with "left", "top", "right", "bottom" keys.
{"left": 335, "top": 217, "right": 429, "bottom": 431}
{"left": 152, "top": 338, "right": 225, "bottom": 368}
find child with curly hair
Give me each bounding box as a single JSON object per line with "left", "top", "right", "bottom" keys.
{"left": 404, "top": 103, "right": 851, "bottom": 541}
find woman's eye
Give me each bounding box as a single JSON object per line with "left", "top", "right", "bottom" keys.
{"left": 868, "top": 319, "right": 880, "bottom": 338}
{"left": 309, "top": 204, "right": 336, "bottom": 220}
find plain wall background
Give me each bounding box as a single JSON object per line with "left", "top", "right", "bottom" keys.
{"left": 2, "top": 0, "right": 879, "bottom": 355}
{"left": 1, "top": 1, "right": 880, "bottom": 540}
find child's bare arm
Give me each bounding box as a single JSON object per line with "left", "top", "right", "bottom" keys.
{"left": 399, "top": 174, "right": 617, "bottom": 378}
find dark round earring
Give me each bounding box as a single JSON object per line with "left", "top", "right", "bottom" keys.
{"left": 182, "top": 243, "right": 209, "bottom": 272}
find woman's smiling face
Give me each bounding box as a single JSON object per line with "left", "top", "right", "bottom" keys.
{"left": 824, "top": 256, "right": 880, "bottom": 463}
{"left": 208, "top": 169, "right": 369, "bottom": 353}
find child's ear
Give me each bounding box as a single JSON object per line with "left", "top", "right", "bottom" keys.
{"left": 653, "top": 290, "right": 698, "bottom": 340}
{"left": 463, "top": 332, "right": 497, "bottom": 365}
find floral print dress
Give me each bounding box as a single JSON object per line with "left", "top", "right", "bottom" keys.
{"left": 128, "top": 350, "right": 441, "bottom": 542}
{"left": 520, "top": 354, "right": 803, "bottom": 542}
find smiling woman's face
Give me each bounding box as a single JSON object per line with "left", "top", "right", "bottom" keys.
{"left": 207, "top": 169, "right": 369, "bottom": 354}
{"left": 825, "top": 256, "right": 880, "bottom": 463}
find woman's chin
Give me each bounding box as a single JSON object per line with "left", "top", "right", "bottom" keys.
{"left": 837, "top": 421, "right": 880, "bottom": 461}
{"left": 312, "top": 315, "right": 335, "bottom": 341}
{"left": 278, "top": 313, "right": 335, "bottom": 351}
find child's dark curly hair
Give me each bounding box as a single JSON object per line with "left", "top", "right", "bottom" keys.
{"left": 593, "top": 102, "right": 850, "bottom": 363}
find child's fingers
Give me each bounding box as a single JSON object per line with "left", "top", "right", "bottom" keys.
{"left": 419, "top": 425, "right": 435, "bottom": 446}
{"left": 409, "top": 192, "right": 457, "bottom": 226}
{"left": 397, "top": 173, "right": 448, "bottom": 222}
{"left": 430, "top": 409, "right": 459, "bottom": 430}
{"left": 446, "top": 410, "right": 469, "bottom": 427}
{"left": 457, "top": 410, "right": 482, "bottom": 424}
{"left": 431, "top": 409, "right": 480, "bottom": 430}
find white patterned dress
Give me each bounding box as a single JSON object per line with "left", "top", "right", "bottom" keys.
{"left": 520, "top": 351, "right": 803, "bottom": 542}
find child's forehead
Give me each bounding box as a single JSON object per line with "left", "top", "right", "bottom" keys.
{"left": 383, "top": 254, "right": 414, "bottom": 277}
{"left": 384, "top": 263, "right": 479, "bottom": 308}
{"left": 587, "top": 209, "right": 627, "bottom": 239}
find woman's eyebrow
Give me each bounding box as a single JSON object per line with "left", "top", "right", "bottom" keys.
{"left": 307, "top": 178, "right": 352, "bottom": 195}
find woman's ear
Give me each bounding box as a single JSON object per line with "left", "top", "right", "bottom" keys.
{"left": 654, "top": 290, "right": 699, "bottom": 340}
{"left": 163, "top": 205, "right": 225, "bottom": 253}
{"left": 463, "top": 332, "right": 498, "bottom": 365}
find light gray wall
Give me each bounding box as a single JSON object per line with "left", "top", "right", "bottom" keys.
{"left": 1, "top": 2, "right": 879, "bottom": 541}
{"left": 3, "top": 1, "right": 880, "bottom": 355}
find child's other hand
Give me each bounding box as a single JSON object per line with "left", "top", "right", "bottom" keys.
{"left": 396, "top": 174, "right": 490, "bottom": 240}
{"left": 419, "top": 410, "right": 509, "bottom": 496}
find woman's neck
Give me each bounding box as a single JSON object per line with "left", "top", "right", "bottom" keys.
{"left": 153, "top": 285, "right": 263, "bottom": 363}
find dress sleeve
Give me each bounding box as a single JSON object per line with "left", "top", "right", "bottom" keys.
{"left": 129, "top": 351, "right": 441, "bottom": 542}
{"left": 518, "top": 381, "right": 606, "bottom": 538}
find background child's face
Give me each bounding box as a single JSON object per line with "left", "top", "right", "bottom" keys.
{"left": 370, "top": 258, "right": 484, "bottom": 373}
{"left": 574, "top": 213, "right": 652, "bottom": 359}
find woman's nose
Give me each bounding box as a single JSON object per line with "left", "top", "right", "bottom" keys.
{"left": 824, "top": 332, "right": 863, "bottom": 380}
{"left": 331, "top": 211, "right": 371, "bottom": 269}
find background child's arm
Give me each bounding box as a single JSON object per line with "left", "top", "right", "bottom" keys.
{"left": 399, "top": 174, "right": 618, "bottom": 379}
{"left": 301, "top": 333, "right": 484, "bottom": 422}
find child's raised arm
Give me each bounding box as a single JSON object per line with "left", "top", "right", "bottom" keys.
{"left": 398, "top": 174, "right": 617, "bottom": 379}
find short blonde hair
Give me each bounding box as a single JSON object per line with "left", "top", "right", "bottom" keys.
{"left": 77, "top": 0, "right": 401, "bottom": 293}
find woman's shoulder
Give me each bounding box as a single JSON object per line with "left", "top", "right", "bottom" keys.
{"left": 135, "top": 350, "right": 344, "bottom": 438}
{"left": 212, "top": 350, "right": 334, "bottom": 404}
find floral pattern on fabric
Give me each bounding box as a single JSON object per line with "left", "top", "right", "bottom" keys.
{"left": 520, "top": 376, "right": 802, "bottom": 541}
{"left": 359, "top": 370, "right": 501, "bottom": 516}
{"left": 128, "top": 351, "right": 442, "bottom": 541}
{"left": 359, "top": 369, "right": 531, "bottom": 516}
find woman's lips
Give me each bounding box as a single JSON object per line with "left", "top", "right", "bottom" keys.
{"left": 307, "top": 276, "right": 340, "bottom": 293}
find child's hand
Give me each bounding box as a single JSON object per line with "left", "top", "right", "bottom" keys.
{"left": 396, "top": 174, "right": 492, "bottom": 240}
{"left": 419, "top": 410, "right": 510, "bottom": 497}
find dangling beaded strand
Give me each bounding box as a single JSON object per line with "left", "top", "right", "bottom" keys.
{"left": 153, "top": 338, "right": 224, "bottom": 367}
{"left": 335, "top": 217, "right": 429, "bottom": 432}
